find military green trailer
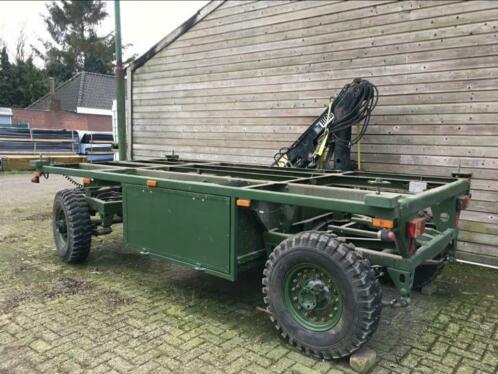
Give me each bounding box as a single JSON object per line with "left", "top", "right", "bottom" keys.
{"left": 32, "top": 157, "right": 470, "bottom": 359}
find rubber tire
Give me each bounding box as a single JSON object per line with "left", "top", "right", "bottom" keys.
{"left": 262, "top": 231, "right": 382, "bottom": 359}
{"left": 52, "top": 189, "right": 92, "bottom": 264}
{"left": 413, "top": 262, "right": 445, "bottom": 290}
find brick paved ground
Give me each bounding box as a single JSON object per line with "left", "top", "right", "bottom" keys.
{"left": 0, "top": 174, "right": 497, "bottom": 373}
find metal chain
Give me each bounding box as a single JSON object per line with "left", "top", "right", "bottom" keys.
{"left": 63, "top": 175, "right": 83, "bottom": 188}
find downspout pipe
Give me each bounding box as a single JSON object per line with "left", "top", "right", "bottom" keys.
{"left": 114, "top": 0, "right": 127, "bottom": 160}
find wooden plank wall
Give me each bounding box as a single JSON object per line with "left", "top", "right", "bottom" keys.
{"left": 131, "top": 0, "right": 498, "bottom": 266}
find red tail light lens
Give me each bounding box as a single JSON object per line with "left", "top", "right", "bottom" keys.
{"left": 408, "top": 217, "right": 426, "bottom": 239}
{"left": 457, "top": 195, "right": 470, "bottom": 210}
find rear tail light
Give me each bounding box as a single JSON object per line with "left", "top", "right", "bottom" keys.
{"left": 455, "top": 195, "right": 470, "bottom": 226}
{"left": 408, "top": 217, "right": 426, "bottom": 239}
{"left": 408, "top": 217, "right": 426, "bottom": 255}
{"left": 457, "top": 195, "right": 470, "bottom": 210}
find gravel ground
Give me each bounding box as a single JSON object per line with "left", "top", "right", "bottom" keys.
{"left": 0, "top": 173, "right": 497, "bottom": 373}
{"left": 0, "top": 173, "right": 73, "bottom": 208}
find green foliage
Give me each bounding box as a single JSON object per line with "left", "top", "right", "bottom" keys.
{"left": 11, "top": 58, "right": 49, "bottom": 108}
{"left": 0, "top": 46, "right": 15, "bottom": 107}
{"left": 0, "top": 0, "right": 124, "bottom": 108}
{"left": 38, "top": 0, "right": 115, "bottom": 83}
{"left": 0, "top": 46, "right": 48, "bottom": 108}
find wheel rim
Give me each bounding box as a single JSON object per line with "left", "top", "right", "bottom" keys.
{"left": 284, "top": 263, "right": 343, "bottom": 331}
{"left": 55, "top": 208, "right": 68, "bottom": 246}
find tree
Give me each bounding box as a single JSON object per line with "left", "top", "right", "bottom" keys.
{"left": 0, "top": 46, "right": 15, "bottom": 107}
{"left": 37, "top": 0, "right": 115, "bottom": 83}
{"left": 10, "top": 58, "right": 48, "bottom": 108}
{"left": 15, "top": 26, "right": 27, "bottom": 63}
{"left": 0, "top": 37, "right": 48, "bottom": 108}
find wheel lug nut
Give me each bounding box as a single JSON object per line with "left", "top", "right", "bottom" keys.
{"left": 293, "top": 296, "right": 298, "bottom": 301}
{"left": 329, "top": 313, "right": 333, "bottom": 318}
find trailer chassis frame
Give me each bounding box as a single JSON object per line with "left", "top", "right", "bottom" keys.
{"left": 34, "top": 157, "right": 470, "bottom": 305}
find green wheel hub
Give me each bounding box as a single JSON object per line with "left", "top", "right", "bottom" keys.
{"left": 284, "top": 263, "right": 343, "bottom": 331}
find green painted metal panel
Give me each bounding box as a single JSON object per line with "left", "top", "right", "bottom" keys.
{"left": 364, "top": 193, "right": 401, "bottom": 208}
{"left": 123, "top": 184, "right": 231, "bottom": 275}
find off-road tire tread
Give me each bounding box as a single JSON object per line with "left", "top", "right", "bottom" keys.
{"left": 262, "top": 231, "right": 382, "bottom": 359}
{"left": 53, "top": 189, "right": 92, "bottom": 263}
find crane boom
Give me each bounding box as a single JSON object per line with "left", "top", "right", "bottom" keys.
{"left": 272, "top": 78, "right": 378, "bottom": 171}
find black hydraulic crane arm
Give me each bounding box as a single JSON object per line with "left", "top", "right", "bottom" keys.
{"left": 272, "top": 78, "right": 378, "bottom": 171}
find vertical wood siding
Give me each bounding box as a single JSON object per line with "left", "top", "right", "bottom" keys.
{"left": 131, "top": 0, "right": 498, "bottom": 266}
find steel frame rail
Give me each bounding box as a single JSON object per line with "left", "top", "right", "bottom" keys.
{"left": 36, "top": 158, "right": 468, "bottom": 220}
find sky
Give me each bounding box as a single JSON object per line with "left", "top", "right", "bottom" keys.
{"left": 0, "top": 1, "right": 208, "bottom": 65}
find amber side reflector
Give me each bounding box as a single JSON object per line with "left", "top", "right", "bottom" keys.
{"left": 236, "top": 199, "right": 251, "bottom": 207}
{"left": 146, "top": 180, "right": 158, "bottom": 187}
{"left": 372, "top": 218, "right": 394, "bottom": 229}
{"left": 82, "top": 178, "right": 92, "bottom": 185}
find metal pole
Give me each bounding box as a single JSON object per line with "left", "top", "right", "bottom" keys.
{"left": 114, "top": 0, "right": 127, "bottom": 160}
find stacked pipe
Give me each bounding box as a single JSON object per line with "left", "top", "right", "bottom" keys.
{"left": 0, "top": 128, "right": 77, "bottom": 154}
